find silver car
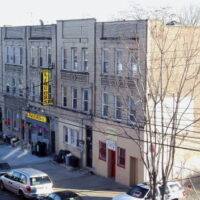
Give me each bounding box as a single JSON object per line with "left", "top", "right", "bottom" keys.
{"left": 0, "top": 168, "right": 53, "bottom": 199}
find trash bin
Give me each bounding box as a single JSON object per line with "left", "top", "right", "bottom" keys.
{"left": 68, "top": 156, "right": 79, "bottom": 168}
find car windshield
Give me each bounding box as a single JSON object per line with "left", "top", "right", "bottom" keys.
{"left": 0, "top": 163, "right": 10, "bottom": 170}
{"left": 30, "top": 176, "right": 51, "bottom": 185}
{"left": 169, "top": 183, "right": 182, "bottom": 192}
{"left": 127, "top": 186, "right": 149, "bottom": 198}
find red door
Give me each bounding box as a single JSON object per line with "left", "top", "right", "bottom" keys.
{"left": 109, "top": 150, "right": 116, "bottom": 178}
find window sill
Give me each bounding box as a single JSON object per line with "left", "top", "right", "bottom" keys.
{"left": 117, "top": 164, "right": 125, "bottom": 169}
{"left": 99, "top": 157, "right": 106, "bottom": 162}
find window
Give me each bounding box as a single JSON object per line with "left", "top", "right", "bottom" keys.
{"left": 19, "top": 47, "right": 23, "bottom": 65}
{"left": 115, "top": 96, "right": 122, "bottom": 120}
{"left": 117, "top": 147, "right": 125, "bottom": 168}
{"left": 5, "top": 46, "right": 9, "bottom": 63}
{"left": 115, "top": 50, "right": 123, "bottom": 74}
{"left": 47, "top": 47, "right": 51, "bottom": 66}
{"left": 128, "top": 52, "right": 137, "bottom": 76}
{"left": 31, "top": 82, "right": 35, "bottom": 101}
{"left": 82, "top": 48, "right": 88, "bottom": 72}
{"left": 82, "top": 89, "right": 89, "bottom": 112}
{"left": 6, "top": 83, "right": 10, "bottom": 93}
{"left": 99, "top": 141, "right": 106, "bottom": 161}
{"left": 64, "top": 127, "right": 79, "bottom": 147}
{"left": 39, "top": 47, "right": 43, "bottom": 67}
{"left": 128, "top": 97, "right": 136, "bottom": 122}
{"left": 72, "top": 88, "right": 78, "bottom": 109}
{"left": 102, "top": 49, "right": 109, "bottom": 74}
{"left": 71, "top": 47, "right": 78, "bottom": 71}
{"left": 62, "top": 86, "right": 67, "bottom": 107}
{"left": 12, "top": 78, "right": 16, "bottom": 94}
{"left": 102, "top": 93, "right": 108, "bottom": 117}
{"left": 12, "top": 47, "right": 16, "bottom": 64}
{"left": 62, "top": 48, "right": 67, "bottom": 69}
{"left": 31, "top": 47, "right": 36, "bottom": 66}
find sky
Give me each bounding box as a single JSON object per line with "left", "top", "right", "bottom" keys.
{"left": 1, "top": 0, "right": 200, "bottom": 26}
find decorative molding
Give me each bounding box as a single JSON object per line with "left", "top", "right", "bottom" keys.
{"left": 61, "top": 71, "right": 89, "bottom": 83}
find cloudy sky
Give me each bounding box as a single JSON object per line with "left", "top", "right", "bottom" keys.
{"left": 1, "top": 0, "right": 199, "bottom": 26}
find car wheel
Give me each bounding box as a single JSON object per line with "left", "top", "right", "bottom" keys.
{"left": 0, "top": 181, "right": 5, "bottom": 191}
{"left": 18, "top": 190, "right": 26, "bottom": 199}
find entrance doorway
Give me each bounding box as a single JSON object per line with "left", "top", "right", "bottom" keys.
{"left": 130, "top": 157, "right": 138, "bottom": 186}
{"left": 51, "top": 131, "right": 55, "bottom": 153}
{"left": 86, "top": 126, "right": 92, "bottom": 167}
{"left": 108, "top": 150, "right": 116, "bottom": 178}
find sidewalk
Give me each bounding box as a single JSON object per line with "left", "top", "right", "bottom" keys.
{"left": 0, "top": 143, "right": 129, "bottom": 200}
{"left": 0, "top": 143, "right": 50, "bottom": 167}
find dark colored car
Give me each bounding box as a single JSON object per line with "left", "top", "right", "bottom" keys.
{"left": 36, "top": 191, "right": 83, "bottom": 200}
{"left": 0, "top": 162, "right": 11, "bottom": 176}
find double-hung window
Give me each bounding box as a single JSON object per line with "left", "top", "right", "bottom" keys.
{"left": 102, "top": 49, "right": 109, "bottom": 74}
{"left": 115, "top": 50, "right": 123, "bottom": 75}
{"left": 64, "top": 127, "right": 79, "bottom": 147}
{"left": 102, "top": 93, "right": 109, "bottom": 117}
{"left": 115, "top": 96, "right": 122, "bottom": 120}
{"left": 31, "top": 82, "right": 35, "bottom": 101}
{"left": 82, "top": 48, "right": 88, "bottom": 72}
{"left": 5, "top": 46, "right": 9, "bottom": 63}
{"left": 39, "top": 47, "right": 43, "bottom": 67}
{"left": 47, "top": 47, "right": 51, "bottom": 67}
{"left": 62, "top": 48, "right": 67, "bottom": 69}
{"left": 62, "top": 86, "right": 67, "bottom": 107}
{"left": 12, "top": 78, "right": 16, "bottom": 94}
{"left": 71, "top": 47, "right": 78, "bottom": 71}
{"left": 128, "top": 97, "right": 136, "bottom": 122}
{"left": 72, "top": 88, "right": 78, "bottom": 109}
{"left": 31, "top": 47, "right": 36, "bottom": 66}
{"left": 19, "top": 47, "right": 23, "bottom": 65}
{"left": 117, "top": 147, "right": 126, "bottom": 168}
{"left": 82, "top": 89, "right": 89, "bottom": 112}
{"left": 99, "top": 141, "right": 106, "bottom": 161}
{"left": 12, "top": 47, "right": 16, "bottom": 64}
{"left": 128, "top": 52, "right": 137, "bottom": 76}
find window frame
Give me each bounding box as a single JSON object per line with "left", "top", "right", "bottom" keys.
{"left": 72, "top": 87, "right": 78, "bottom": 109}
{"left": 82, "top": 89, "right": 89, "bottom": 112}
{"left": 61, "top": 86, "right": 67, "bottom": 107}
{"left": 47, "top": 47, "right": 51, "bottom": 67}
{"left": 71, "top": 47, "right": 78, "bottom": 71}
{"left": 99, "top": 141, "right": 106, "bottom": 161}
{"left": 31, "top": 47, "right": 36, "bottom": 66}
{"left": 82, "top": 48, "right": 88, "bottom": 72}
{"left": 102, "top": 92, "right": 109, "bottom": 117}
{"left": 12, "top": 47, "right": 16, "bottom": 64}
{"left": 115, "top": 50, "right": 123, "bottom": 75}
{"left": 64, "top": 127, "right": 79, "bottom": 147}
{"left": 5, "top": 46, "right": 9, "bottom": 63}
{"left": 115, "top": 96, "right": 122, "bottom": 120}
{"left": 19, "top": 47, "right": 23, "bottom": 65}
{"left": 117, "top": 147, "right": 126, "bottom": 168}
{"left": 128, "top": 97, "right": 136, "bottom": 123}
{"left": 128, "top": 52, "right": 137, "bottom": 76}
{"left": 62, "top": 48, "right": 67, "bottom": 70}
{"left": 101, "top": 49, "right": 109, "bottom": 74}
{"left": 39, "top": 47, "right": 43, "bottom": 67}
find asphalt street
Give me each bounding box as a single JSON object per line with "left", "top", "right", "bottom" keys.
{"left": 0, "top": 143, "right": 128, "bottom": 200}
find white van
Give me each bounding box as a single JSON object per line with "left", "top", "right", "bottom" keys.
{"left": 0, "top": 168, "right": 53, "bottom": 199}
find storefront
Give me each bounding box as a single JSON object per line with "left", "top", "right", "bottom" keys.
{"left": 24, "top": 111, "right": 50, "bottom": 155}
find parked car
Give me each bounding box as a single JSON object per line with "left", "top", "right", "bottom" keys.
{"left": 35, "top": 191, "right": 83, "bottom": 200}
{"left": 0, "top": 162, "right": 11, "bottom": 176}
{"left": 0, "top": 168, "right": 53, "bottom": 199}
{"left": 112, "top": 181, "right": 186, "bottom": 200}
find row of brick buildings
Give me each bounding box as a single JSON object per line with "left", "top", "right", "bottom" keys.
{"left": 1, "top": 18, "right": 200, "bottom": 186}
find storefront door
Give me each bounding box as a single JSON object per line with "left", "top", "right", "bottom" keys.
{"left": 86, "top": 126, "right": 92, "bottom": 168}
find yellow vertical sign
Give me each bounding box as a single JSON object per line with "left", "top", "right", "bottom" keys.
{"left": 42, "top": 70, "right": 49, "bottom": 105}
